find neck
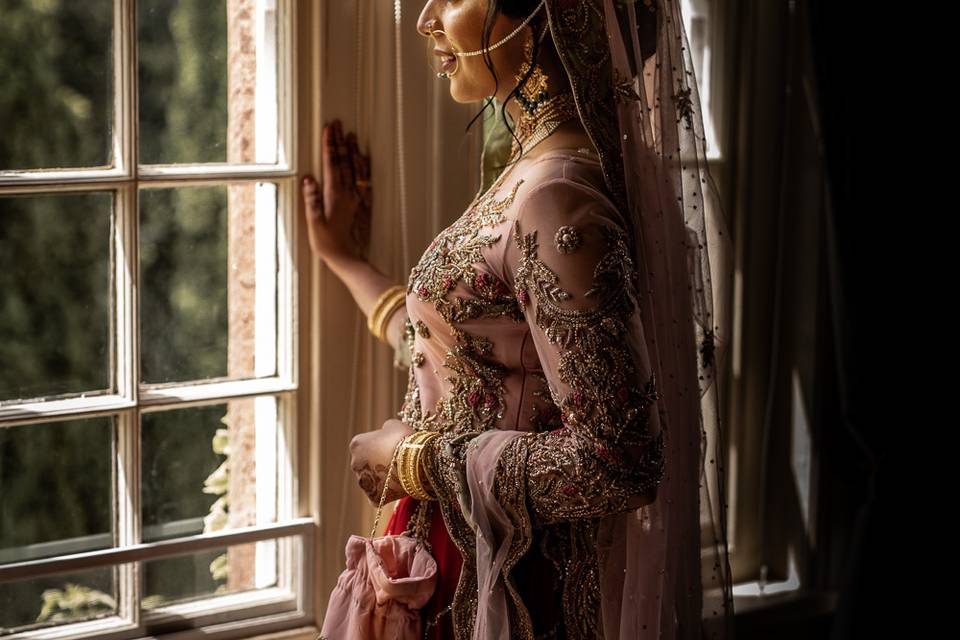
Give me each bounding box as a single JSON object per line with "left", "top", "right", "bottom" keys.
{"left": 497, "top": 91, "right": 595, "bottom": 161}
{"left": 493, "top": 41, "right": 595, "bottom": 158}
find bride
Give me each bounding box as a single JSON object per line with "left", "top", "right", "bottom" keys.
{"left": 302, "top": 1, "right": 734, "bottom": 638}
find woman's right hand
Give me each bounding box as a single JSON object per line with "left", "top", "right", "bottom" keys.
{"left": 301, "top": 119, "right": 372, "bottom": 264}
{"left": 349, "top": 418, "right": 416, "bottom": 506}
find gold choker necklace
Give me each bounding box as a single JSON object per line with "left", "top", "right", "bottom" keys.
{"left": 508, "top": 90, "right": 579, "bottom": 161}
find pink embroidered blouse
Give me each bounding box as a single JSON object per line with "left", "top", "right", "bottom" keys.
{"left": 391, "top": 147, "right": 664, "bottom": 640}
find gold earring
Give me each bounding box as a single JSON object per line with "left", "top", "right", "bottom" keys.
{"left": 514, "top": 25, "right": 549, "bottom": 115}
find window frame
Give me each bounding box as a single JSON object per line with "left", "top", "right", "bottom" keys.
{"left": 0, "top": 1, "right": 316, "bottom": 638}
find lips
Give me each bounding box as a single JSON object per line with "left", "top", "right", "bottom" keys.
{"left": 433, "top": 48, "right": 457, "bottom": 73}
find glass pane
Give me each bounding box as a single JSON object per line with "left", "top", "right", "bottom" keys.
{"left": 0, "top": 417, "right": 114, "bottom": 563}
{"left": 142, "top": 535, "right": 288, "bottom": 610}
{"left": 141, "top": 397, "right": 278, "bottom": 544}
{"left": 0, "top": 193, "right": 113, "bottom": 403}
{"left": 139, "top": 183, "right": 278, "bottom": 385}
{"left": 0, "top": 1, "right": 113, "bottom": 170}
{"left": 138, "top": 0, "right": 279, "bottom": 165}
{"left": 0, "top": 566, "right": 116, "bottom": 633}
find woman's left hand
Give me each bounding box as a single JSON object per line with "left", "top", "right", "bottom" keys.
{"left": 349, "top": 419, "right": 415, "bottom": 506}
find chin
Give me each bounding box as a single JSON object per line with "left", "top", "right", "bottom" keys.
{"left": 447, "top": 77, "right": 491, "bottom": 104}
{"left": 448, "top": 84, "right": 476, "bottom": 104}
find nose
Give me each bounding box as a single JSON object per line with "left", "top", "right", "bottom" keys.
{"left": 416, "top": 2, "right": 438, "bottom": 38}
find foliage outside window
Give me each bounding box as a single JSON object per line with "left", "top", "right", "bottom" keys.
{"left": 0, "top": 2, "right": 309, "bottom": 638}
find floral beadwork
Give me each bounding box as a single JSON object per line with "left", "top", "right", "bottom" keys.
{"left": 407, "top": 179, "right": 526, "bottom": 328}
{"left": 554, "top": 224, "right": 582, "bottom": 254}
{"left": 612, "top": 67, "right": 643, "bottom": 105}
{"left": 508, "top": 213, "right": 664, "bottom": 526}
{"left": 673, "top": 83, "right": 695, "bottom": 130}
{"left": 415, "top": 319, "right": 430, "bottom": 339}
{"left": 395, "top": 166, "right": 666, "bottom": 638}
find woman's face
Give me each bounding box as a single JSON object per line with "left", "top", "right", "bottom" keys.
{"left": 416, "top": 1, "right": 528, "bottom": 104}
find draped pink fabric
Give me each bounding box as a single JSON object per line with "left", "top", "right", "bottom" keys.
{"left": 319, "top": 534, "right": 437, "bottom": 639}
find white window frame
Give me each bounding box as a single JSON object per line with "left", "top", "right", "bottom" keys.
{"left": 0, "top": 2, "right": 315, "bottom": 639}
{"left": 681, "top": 0, "right": 726, "bottom": 163}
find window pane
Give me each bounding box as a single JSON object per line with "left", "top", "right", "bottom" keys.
{"left": 0, "top": 193, "right": 113, "bottom": 403}
{"left": 0, "top": 417, "right": 114, "bottom": 563}
{"left": 141, "top": 397, "right": 278, "bottom": 544}
{"left": 0, "top": 566, "right": 116, "bottom": 633}
{"left": 138, "top": 0, "right": 279, "bottom": 165}
{"left": 142, "top": 535, "right": 287, "bottom": 610}
{"left": 0, "top": 1, "right": 113, "bottom": 171}
{"left": 139, "top": 183, "right": 278, "bottom": 384}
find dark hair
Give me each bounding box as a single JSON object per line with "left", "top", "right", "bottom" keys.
{"left": 463, "top": 0, "right": 547, "bottom": 173}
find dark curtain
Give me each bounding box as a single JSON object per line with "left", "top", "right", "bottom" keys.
{"left": 806, "top": 2, "right": 897, "bottom": 638}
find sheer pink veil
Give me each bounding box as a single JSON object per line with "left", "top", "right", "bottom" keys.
{"left": 593, "top": 0, "right": 735, "bottom": 637}
{"left": 463, "top": 0, "right": 735, "bottom": 637}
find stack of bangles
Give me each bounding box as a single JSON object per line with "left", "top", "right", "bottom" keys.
{"left": 368, "top": 284, "right": 406, "bottom": 345}
{"left": 396, "top": 430, "right": 441, "bottom": 501}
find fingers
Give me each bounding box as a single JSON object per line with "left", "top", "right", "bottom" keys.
{"left": 301, "top": 174, "right": 322, "bottom": 221}
{"left": 332, "top": 121, "right": 355, "bottom": 189}
{"left": 353, "top": 138, "right": 372, "bottom": 209}
{"left": 319, "top": 118, "right": 370, "bottom": 202}
{"left": 349, "top": 132, "right": 363, "bottom": 193}
{"left": 321, "top": 124, "right": 336, "bottom": 194}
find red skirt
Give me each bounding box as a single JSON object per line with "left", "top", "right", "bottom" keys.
{"left": 384, "top": 496, "right": 462, "bottom": 640}
{"left": 386, "top": 496, "right": 568, "bottom": 638}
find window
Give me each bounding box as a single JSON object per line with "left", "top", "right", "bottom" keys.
{"left": 681, "top": 0, "right": 725, "bottom": 161}
{"left": 0, "top": 2, "right": 311, "bottom": 638}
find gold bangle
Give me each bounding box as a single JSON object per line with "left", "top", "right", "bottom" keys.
{"left": 367, "top": 285, "right": 405, "bottom": 340}
{"left": 414, "top": 430, "right": 441, "bottom": 500}
{"left": 369, "top": 286, "right": 406, "bottom": 344}
{"left": 417, "top": 432, "right": 440, "bottom": 500}
{"left": 410, "top": 431, "right": 441, "bottom": 501}
{"left": 397, "top": 432, "right": 432, "bottom": 500}
{"left": 397, "top": 434, "right": 426, "bottom": 500}
{"left": 372, "top": 292, "right": 406, "bottom": 344}
{"left": 368, "top": 285, "right": 404, "bottom": 334}
{"left": 397, "top": 431, "right": 440, "bottom": 501}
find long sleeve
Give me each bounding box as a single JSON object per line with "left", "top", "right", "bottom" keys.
{"left": 423, "top": 179, "right": 665, "bottom": 529}
{"left": 498, "top": 179, "right": 665, "bottom": 526}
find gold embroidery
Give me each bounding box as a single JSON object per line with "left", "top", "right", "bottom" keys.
{"left": 422, "top": 329, "right": 509, "bottom": 437}
{"left": 384, "top": 0, "right": 674, "bottom": 633}
{"left": 528, "top": 371, "right": 564, "bottom": 433}
{"left": 554, "top": 224, "right": 582, "bottom": 254}
{"left": 407, "top": 180, "right": 525, "bottom": 328}
{"left": 509, "top": 217, "right": 665, "bottom": 526}
{"left": 561, "top": 519, "right": 603, "bottom": 638}
{"left": 396, "top": 317, "right": 424, "bottom": 427}
{"left": 402, "top": 174, "right": 537, "bottom": 638}
{"left": 612, "top": 67, "right": 643, "bottom": 105}
{"left": 415, "top": 319, "right": 430, "bottom": 339}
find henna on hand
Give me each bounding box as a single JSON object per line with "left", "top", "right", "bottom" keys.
{"left": 353, "top": 459, "right": 387, "bottom": 505}
{"left": 349, "top": 418, "right": 415, "bottom": 506}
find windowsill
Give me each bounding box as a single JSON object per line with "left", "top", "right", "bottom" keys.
{"left": 733, "top": 582, "right": 838, "bottom": 635}
{"left": 240, "top": 587, "right": 839, "bottom": 640}
{"left": 245, "top": 626, "right": 320, "bottom": 640}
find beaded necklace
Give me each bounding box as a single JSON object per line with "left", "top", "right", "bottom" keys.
{"left": 468, "top": 90, "right": 580, "bottom": 211}
{"left": 508, "top": 90, "right": 579, "bottom": 162}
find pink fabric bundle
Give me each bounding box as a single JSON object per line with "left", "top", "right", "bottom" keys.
{"left": 319, "top": 533, "right": 438, "bottom": 640}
